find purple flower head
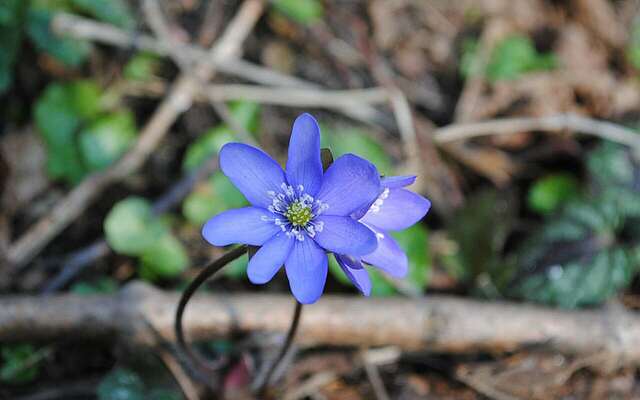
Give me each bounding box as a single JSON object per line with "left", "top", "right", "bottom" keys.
{"left": 202, "top": 113, "right": 381, "bottom": 304}
{"left": 335, "top": 176, "right": 431, "bottom": 296}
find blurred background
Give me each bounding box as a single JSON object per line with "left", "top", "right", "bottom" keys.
{"left": 2, "top": 0, "right": 640, "bottom": 398}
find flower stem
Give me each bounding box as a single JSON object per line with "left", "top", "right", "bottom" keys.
{"left": 174, "top": 245, "right": 247, "bottom": 377}
{"left": 257, "top": 300, "right": 303, "bottom": 397}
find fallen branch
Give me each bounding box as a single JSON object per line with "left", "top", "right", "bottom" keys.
{"left": 3, "top": 282, "right": 640, "bottom": 367}
{"left": 6, "top": 0, "right": 265, "bottom": 269}
{"left": 433, "top": 113, "right": 640, "bottom": 150}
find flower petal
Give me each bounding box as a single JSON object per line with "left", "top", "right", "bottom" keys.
{"left": 316, "top": 154, "right": 381, "bottom": 216}
{"left": 314, "top": 215, "right": 377, "bottom": 256}
{"left": 285, "top": 238, "right": 328, "bottom": 304}
{"left": 360, "top": 188, "right": 430, "bottom": 231}
{"left": 219, "top": 143, "right": 286, "bottom": 208}
{"left": 286, "top": 113, "right": 323, "bottom": 196}
{"left": 335, "top": 254, "right": 371, "bottom": 296}
{"left": 202, "top": 207, "right": 279, "bottom": 246}
{"left": 247, "top": 232, "right": 294, "bottom": 284}
{"left": 361, "top": 227, "right": 408, "bottom": 278}
{"left": 381, "top": 175, "right": 416, "bottom": 189}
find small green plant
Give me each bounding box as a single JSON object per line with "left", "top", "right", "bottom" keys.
{"left": 460, "top": 35, "right": 556, "bottom": 82}
{"left": 0, "top": 344, "right": 48, "bottom": 385}
{"left": 35, "top": 80, "right": 138, "bottom": 184}
{"left": 105, "top": 197, "right": 188, "bottom": 280}
{"left": 527, "top": 173, "right": 580, "bottom": 214}
{"left": 271, "top": 0, "right": 323, "bottom": 24}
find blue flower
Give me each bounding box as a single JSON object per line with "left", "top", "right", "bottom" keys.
{"left": 334, "top": 175, "right": 431, "bottom": 296}
{"left": 202, "top": 113, "right": 381, "bottom": 304}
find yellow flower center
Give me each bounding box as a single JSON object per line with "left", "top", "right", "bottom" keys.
{"left": 285, "top": 201, "right": 313, "bottom": 227}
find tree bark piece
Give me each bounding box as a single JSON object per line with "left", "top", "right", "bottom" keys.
{"left": 1, "top": 282, "right": 639, "bottom": 367}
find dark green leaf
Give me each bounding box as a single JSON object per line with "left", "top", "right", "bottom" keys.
{"left": 70, "top": 0, "right": 135, "bottom": 30}
{"left": 71, "top": 277, "right": 118, "bottom": 295}
{"left": 97, "top": 368, "right": 145, "bottom": 400}
{"left": 272, "top": 0, "right": 323, "bottom": 24}
{"left": 527, "top": 173, "right": 580, "bottom": 214}
{"left": 34, "top": 82, "right": 86, "bottom": 183}
{"left": 78, "top": 111, "right": 137, "bottom": 171}
{"left": 104, "top": 197, "right": 165, "bottom": 256}
{"left": 0, "top": 0, "right": 26, "bottom": 94}
{"left": 27, "top": 8, "right": 91, "bottom": 67}
{"left": 0, "top": 344, "right": 45, "bottom": 384}
{"left": 447, "top": 190, "right": 515, "bottom": 288}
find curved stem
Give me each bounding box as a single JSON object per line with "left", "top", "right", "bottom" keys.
{"left": 257, "top": 300, "right": 303, "bottom": 396}
{"left": 174, "top": 245, "right": 247, "bottom": 377}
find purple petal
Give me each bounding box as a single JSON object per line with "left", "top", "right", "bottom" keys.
{"left": 286, "top": 113, "right": 323, "bottom": 196}
{"left": 202, "top": 207, "right": 279, "bottom": 246}
{"left": 335, "top": 254, "right": 371, "bottom": 296}
{"left": 381, "top": 175, "right": 416, "bottom": 189}
{"left": 316, "top": 154, "right": 381, "bottom": 216}
{"left": 314, "top": 215, "right": 377, "bottom": 256}
{"left": 220, "top": 143, "right": 286, "bottom": 208}
{"left": 360, "top": 188, "right": 430, "bottom": 231}
{"left": 361, "top": 226, "right": 408, "bottom": 278}
{"left": 247, "top": 232, "right": 294, "bottom": 284}
{"left": 285, "top": 238, "right": 328, "bottom": 304}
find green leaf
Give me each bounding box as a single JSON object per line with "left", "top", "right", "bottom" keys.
{"left": 228, "top": 100, "right": 261, "bottom": 136}
{"left": 272, "top": 0, "right": 323, "bottom": 24}
{"left": 459, "top": 38, "right": 484, "bottom": 79}
{"left": 123, "top": 52, "right": 161, "bottom": 81}
{"left": 104, "top": 197, "right": 165, "bottom": 256}
{"left": 587, "top": 142, "right": 636, "bottom": 188}
{"left": 139, "top": 233, "right": 189, "bottom": 280}
{"left": 322, "top": 127, "right": 393, "bottom": 175}
{"left": 78, "top": 111, "right": 137, "bottom": 171}
{"left": 182, "top": 172, "right": 247, "bottom": 226}
{"left": 182, "top": 126, "right": 235, "bottom": 172}
{"left": 628, "top": 19, "right": 640, "bottom": 70}
{"left": 67, "top": 79, "right": 102, "bottom": 119}
{"left": 392, "top": 224, "right": 430, "bottom": 292}
{"left": 515, "top": 248, "right": 638, "bottom": 308}
{"left": 70, "top": 0, "right": 135, "bottom": 30}
{"left": 447, "top": 190, "right": 515, "bottom": 289}
{"left": 97, "top": 368, "right": 145, "bottom": 400}
{"left": 0, "top": 344, "right": 45, "bottom": 384}
{"left": 34, "top": 82, "right": 86, "bottom": 183}
{"left": 486, "top": 35, "right": 556, "bottom": 82}
{"left": 27, "top": 8, "right": 91, "bottom": 67}
{"left": 224, "top": 254, "right": 249, "bottom": 279}
{"left": 71, "top": 277, "right": 118, "bottom": 295}
{"left": 527, "top": 173, "right": 580, "bottom": 214}
{"left": 0, "top": 0, "right": 26, "bottom": 94}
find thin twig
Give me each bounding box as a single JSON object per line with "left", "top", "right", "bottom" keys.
{"left": 433, "top": 113, "right": 640, "bottom": 150}
{"left": 51, "top": 12, "right": 391, "bottom": 129}
{"left": 7, "top": 0, "right": 265, "bottom": 269}
{"left": 205, "top": 84, "right": 390, "bottom": 107}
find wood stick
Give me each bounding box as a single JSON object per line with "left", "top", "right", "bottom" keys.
{"left": 3, "top": 282, "right": 640, "bottom": 367}
{"left": 433, "top": 113, "right": 640, "bottom": 150}
{"left": 6, "top": 0, "right": 265, "bottom": 269}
